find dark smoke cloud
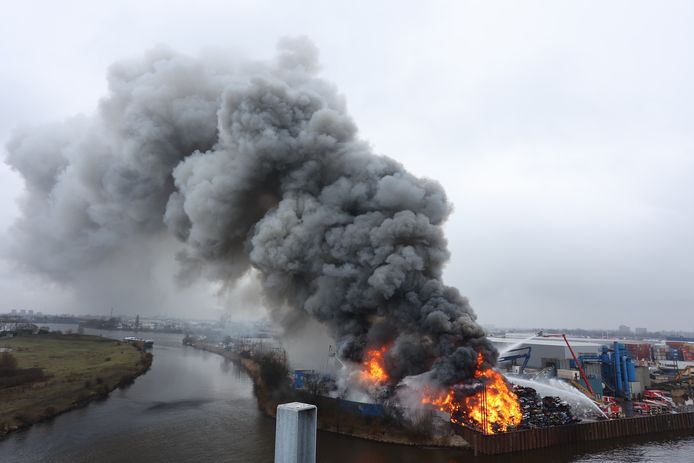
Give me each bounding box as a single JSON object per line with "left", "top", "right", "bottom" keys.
{"left": 5, "top": 37, "right": 495, "bottom": 386}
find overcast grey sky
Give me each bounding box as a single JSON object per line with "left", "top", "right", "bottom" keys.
{"left": 1, "top": 0, "right": 692, "bottom": 330}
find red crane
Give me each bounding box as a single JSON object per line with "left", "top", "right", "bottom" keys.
{"left": 538, "top": 331, "right": 595, "bottom": 397}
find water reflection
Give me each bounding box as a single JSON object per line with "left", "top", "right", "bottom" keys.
{"left": 316, "top": 431, "right": 694, "bottom": 463}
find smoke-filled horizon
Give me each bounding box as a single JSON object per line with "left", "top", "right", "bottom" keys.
{"left": 5, "top": 38, "right": 494, "bottom": 386}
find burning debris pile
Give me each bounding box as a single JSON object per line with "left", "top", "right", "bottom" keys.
{"left": 420, "top": 353, "right": 522, "bottom": 434}
{"left": 513, "top": 385, "right": 580, "bottom": 429}
{"left": 355, "top": 346, "right": 577, "bottom": 434}
{"left": 356, "top": 347, "right": 523, "bottom": 435}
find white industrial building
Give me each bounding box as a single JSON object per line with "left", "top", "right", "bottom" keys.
{"left": 489, "top": 337, "right": 604, "bottom": 370}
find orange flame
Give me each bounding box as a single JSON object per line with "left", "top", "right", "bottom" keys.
{"left": 360, "top": 346, "right": 389, "bottom": 385}
{"left": 422, "top": 353, "right": 521, "bottom": 434}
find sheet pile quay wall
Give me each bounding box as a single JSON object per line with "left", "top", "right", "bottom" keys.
{"left": 456, "top": 412, "right": 694, "bottom": 455}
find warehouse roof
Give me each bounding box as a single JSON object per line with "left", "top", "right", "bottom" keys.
{"left": 488, "top": 337, "right": 603, "bottom": 348}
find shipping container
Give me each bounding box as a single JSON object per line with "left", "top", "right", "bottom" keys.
{"left": 653, "top": 346, "right": 669, "bottom": 361}
{"left": 625, "top": 343, "right": 651, "bottom": 361}
{"left": 666, "top": 348, "right": 685, "bottom": 361}
{"left": 557, "top": 369, "right": 580, "bottom": 381}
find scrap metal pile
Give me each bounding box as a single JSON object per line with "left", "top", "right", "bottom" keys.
{"left": 513, "top": 385, "right": 581, "bottom": 429}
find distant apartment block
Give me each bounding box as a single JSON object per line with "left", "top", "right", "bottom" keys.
{"left": 618, "top": 325, "right": 632, "bottom": 334}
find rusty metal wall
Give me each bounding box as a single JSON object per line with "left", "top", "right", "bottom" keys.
{"left": 455, "top": 412, "right": 694, "bottom": 455}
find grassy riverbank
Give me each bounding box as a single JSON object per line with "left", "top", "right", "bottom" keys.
{"left": 0, "top": 334, "right": 152, "bottom": 438}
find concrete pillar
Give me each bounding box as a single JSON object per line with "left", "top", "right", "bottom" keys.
{"left": 274, "top": 402, "right": 317, "bottom": 463}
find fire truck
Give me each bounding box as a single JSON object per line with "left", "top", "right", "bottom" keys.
{"left": 598, "top": 396, "right": 624, "bottom": 419}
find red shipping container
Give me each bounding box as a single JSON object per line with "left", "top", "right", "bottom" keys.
{"left": 626, "top": 343, "right": 651, "bottom": 360}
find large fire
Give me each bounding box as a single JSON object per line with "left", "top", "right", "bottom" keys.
{"left": 422, "top": 353, "right": 522, "bottom": 434}
{"left": 360, "top": 347, "right": 521, "bottom": 434}
{"left": 360, "top": 346, "right": 389, "bottom": 385}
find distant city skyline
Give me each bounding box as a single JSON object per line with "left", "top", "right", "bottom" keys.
{"left": 4, "top": 308, "right": 694, "bottom": 338}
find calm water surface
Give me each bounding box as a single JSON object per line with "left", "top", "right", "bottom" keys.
{"left": 1, "top": 330, "right": 692, "bottom": 463}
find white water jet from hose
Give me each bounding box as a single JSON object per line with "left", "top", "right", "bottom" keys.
{"left": 498, "top": 333, "right": 537, "bottom": 356}
{"left": 507, "top": 375, "right": 608, "bottom": 419}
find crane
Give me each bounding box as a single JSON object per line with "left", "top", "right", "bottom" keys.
{"left": 498, "top": 346, "right": 532, "bottom": 374}
{"left": 537, "top": 331, "right": 596, "bottom": 397}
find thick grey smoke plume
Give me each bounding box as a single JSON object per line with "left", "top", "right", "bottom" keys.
{"left": 6, "top": 37, "right": 495, "bottom": 386}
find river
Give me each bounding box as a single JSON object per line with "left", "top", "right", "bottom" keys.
{"left": 1, "top": 330, "right": 693, "bottom": 463}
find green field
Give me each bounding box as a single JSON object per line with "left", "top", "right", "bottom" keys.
{"left": 0, "top": 334, "right": 150, "bottom": 437}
